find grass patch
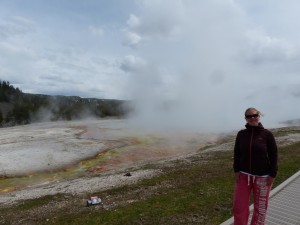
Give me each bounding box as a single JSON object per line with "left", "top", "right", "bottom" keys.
{"left": 273, "top": 141, "right": 300, "bottom": 186}
{"left": 39, "top": 152, "right": 234, "bottom": 225}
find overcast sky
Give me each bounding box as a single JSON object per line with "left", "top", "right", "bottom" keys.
{"left": 1, "top": 0, "right": 300, "bottom": 131}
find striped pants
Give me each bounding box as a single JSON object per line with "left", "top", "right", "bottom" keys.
{"left": 233, "top": 173, "right": 272, "bottom": 225}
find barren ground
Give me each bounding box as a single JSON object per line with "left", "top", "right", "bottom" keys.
{"left": 1, "top": 120, "right": 300, "bottom": 225}
{"left": 0, "top": 119, "right": 224, "bottom": 205}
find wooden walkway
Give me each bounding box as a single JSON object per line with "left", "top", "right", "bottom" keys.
{"left": 220, "top": 170, "right": 300, "bottom": 225}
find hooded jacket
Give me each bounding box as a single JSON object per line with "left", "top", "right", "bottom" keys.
{"left": 233, "top": 123, "right": 278, "bottom": 178}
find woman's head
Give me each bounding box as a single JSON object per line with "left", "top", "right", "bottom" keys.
{"left": 244, "top": 107, "right": 262, "bottom": 126}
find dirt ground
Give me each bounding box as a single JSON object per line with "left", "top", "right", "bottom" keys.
{"left": 1, "top": 120, "right": 300, "bottom": 225}
{"left": 0, "top": 119, "right": 223, "bottom": 205}
{"left": 1, "top": 120, "right": 300, "bottom": 206}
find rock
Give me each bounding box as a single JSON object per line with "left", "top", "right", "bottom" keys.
{"left": 124, "top": 172, "right": 132, "bottom": 177}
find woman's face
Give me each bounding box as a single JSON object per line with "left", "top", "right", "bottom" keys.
{"left": 245, "top": 109, "right": 260, "bottom": 126}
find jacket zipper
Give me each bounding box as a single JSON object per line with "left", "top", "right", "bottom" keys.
{"left": 249, "top": 128, "right": 254, "bottom": 173}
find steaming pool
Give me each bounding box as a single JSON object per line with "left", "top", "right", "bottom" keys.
{"left": 0, "top": 119, "right": 219, "bottom": 193}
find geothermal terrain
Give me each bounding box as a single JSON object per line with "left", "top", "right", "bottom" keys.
{"left": 0, "top": 119, "right": 223, "bottom": 205}
{"left": 1, "top": 119, "right": 300, "bottom": 225}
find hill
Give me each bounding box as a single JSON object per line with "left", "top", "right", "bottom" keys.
{"left": 0, "top": 80, "right": 129, "bottom": 127}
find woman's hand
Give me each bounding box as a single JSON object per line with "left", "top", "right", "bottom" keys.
{"left": 267, "top": 176, "right": 274, "bottom": 186}
{"left": 235, "top": 172, "right": 240, "bottom": 183}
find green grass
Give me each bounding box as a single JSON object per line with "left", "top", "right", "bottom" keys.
{"left": 273, "top": 141, "right": 300, "bottom": 186}
{"left": 1, "top": 139, "right": 299, "bottom": 225}
{"left": 39, "top": 152, "right": 234, "bottom": 225}
{"left": 272, "top": 127, "right": 300, "bottom": 137}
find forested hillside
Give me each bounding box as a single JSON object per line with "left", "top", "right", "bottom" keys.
{"left": 0, "top": 80, "right": 129, "bottom": 127}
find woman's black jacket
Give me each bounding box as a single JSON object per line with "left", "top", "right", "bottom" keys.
{"left": 233, "top": 123, "right": 278, "bottom": 178}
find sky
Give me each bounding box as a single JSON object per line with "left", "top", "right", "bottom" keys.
{"left": 1, "top": 0, "right": 300, "bottom": 131}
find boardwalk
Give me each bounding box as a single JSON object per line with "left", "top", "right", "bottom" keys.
{"left": 220, "top": 170, "right": 300, "bottom": 225}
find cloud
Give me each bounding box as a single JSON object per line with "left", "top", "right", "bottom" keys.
{"left": 1, "top": 0, "right": 300, "bottom": 131}
{"left": 120, "top": 55, "right": 146, "bottom": 72}
{"left": 30, "top": 49, "right": 126, "bottom": 98}
{"left": 0, "top": 12, "right": 126, "bottom": 99}
{"left": 0, "top": 39, "right": 126, "bottom": 98}
{"left": 127, "top": 14, "right": 140, "bottom": 28}
{"left": 0, "top": 16, "right": 35, "bottom": 40}
{"left": 123, "top": 31, "right": 142, "bottom": 47}
{"left": 241, "top": 29, "right": 298, "bottom": 64}
{"left": 88, "top": 25, "right": 104, "bottom": 36}
{"left": 290, "top": 85, "right": 300, "bottom": 98}
{"left": 122, "top": 1, "right": 184, "bottom": 47}
{"left": 0, "top": 41, "right": 35, "bottom": 57}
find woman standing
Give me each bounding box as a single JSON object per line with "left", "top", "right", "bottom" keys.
{"left": 233, "top": 107, "right": 278, "bottom": 225}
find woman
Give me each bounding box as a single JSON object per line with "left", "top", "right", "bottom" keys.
{"left": 233, "top": 107, "right": 278, "bottom": 225}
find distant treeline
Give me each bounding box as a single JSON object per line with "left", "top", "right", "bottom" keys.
{"left": 0, "top": 80, "right": 130, "bottom": 127}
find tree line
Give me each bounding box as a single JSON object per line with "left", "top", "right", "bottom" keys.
{"left": 0, "top": 80, "right": 129, "bottom": 127}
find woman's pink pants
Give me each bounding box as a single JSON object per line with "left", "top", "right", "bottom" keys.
{"left": 233, "top": 173, "right": 272, "bottom": 225}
